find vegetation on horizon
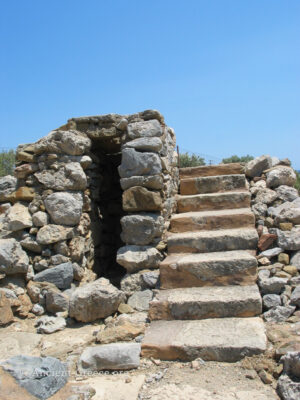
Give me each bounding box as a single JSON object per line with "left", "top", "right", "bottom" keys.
{"left": 222, "top": 155, "right": 254, "bottom": 164}
{"left": 179, "top": 152, "right": 206, "bottom": 168}
{"left": 0, "top": 150, "right": 15, "bottom": 177}
{"left": 295, "top": 171, "right": 300, "bottom": 194}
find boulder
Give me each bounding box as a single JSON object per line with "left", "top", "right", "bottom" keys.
{"left": 0, "top": 238, "right": 29, "bottom": 275}
{"left": 35, "top": 162, "right": 87, "bottom": 191}
{"left": 245, "top": 155, "right": 277, "bottom": 178}
{"left": 78, "top": 343, "right": 141, "bottom": 372}
{"left": 6, "top": 203, "right": 32, "bottom": 231}
{"left": 291, "top": 251, "right": 300, "bottom": 270}
{"left": 276, "top": 185, "right": 299, "bottom": 202}
{"left": 281, "top": 351, "right": 300, "bottom": 379}
{"left": 255, "top": 188, "right": 277, "bottom": 205}
{"left": 252, "top": 203, "right": 267, "bottom": 218}
{"left": 266, "top": 166, "right": 297, "bottom": 188}
{"left": 117, "top": 245, "right": 163, "bottom": 273}
{"left": 268, "top": 198, "right": 300, "bottom": 225}
{"left": 35, "top": 316, "right": 66, "bottom": 334}
{"left": 127, "top": 290, "right": 153, "bottom": 311}
{"left": 44, "top": 192, "right": 83, "bottom": 226}
{"left": 291, "top": 287, "right": 300, "bottom": 308}
{"left": 1, "top": 355, "right": 68, "bottom": 399}
{"left": 69, "top": 278, "right": 125, "bottom": 322}
{"left": 122, "top": 187, "right": 162, "bottom": 212}
{"left": 120, "top": 175, "right": 164, "bottom": 191}
{"left": 277, "top": 227, "right": 300, "bottom": 251}
{"left": 33, "top": 262, "right": 73, "bottom": 289}
{"left": 36, "top": 224, "right": 74, "bottom": 245}
{"left": 118, "top": 148, "right": 162, "bottom": 179}
{"left": 33, "top": 129, "right": 91, "bottom": 155}
{"left": 263, "top": 305, "right": 295, "bottom": 322}
{"left": 0, "top": 291, "right": 14, "bottom": 325}
{"left": 123, "top": 137, "right": 162, "bottom": 152}
{"left": 20, "top": 235, "right": 42, "bottom": 253}
{"left": 258, "top": 276, "right": 288, "bottom": 295}
{"left": 45, "top": 289, "right": 69, "bottom": 314}
{"left": 277, "top": 352, "right": 300, "bottom": 400}
{"left": 262, "top": 294, "right": 281, "bottom": 310}
{"left": 120, "top": 213, "right": 164, "bottom": 245}
{"left": 0, "top": 175, "right": 17, "bottom": 201}
{"left": 127, "top": 119, "right": 163, "bottom": 139}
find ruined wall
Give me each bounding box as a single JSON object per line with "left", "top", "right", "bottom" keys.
{"left": 0, "top": 110, "right": 178, "bottom": 323}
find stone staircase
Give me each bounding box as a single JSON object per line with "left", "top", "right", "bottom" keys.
{"left": 141, "top": 163, "right": 267, "bottom": 362}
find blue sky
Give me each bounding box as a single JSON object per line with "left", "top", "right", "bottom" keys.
{"left": 1, "top": 1, "right": 299, "bottom": 167}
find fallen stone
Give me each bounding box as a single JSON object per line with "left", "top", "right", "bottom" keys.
{"left": 258, "top": 276, "right": 288, "bottom": 295}
{"left": 78, "top": 343, "right": 141, "bottom": 372}
{"left": 45, "top": 289, "right": 69, "bottom": 314}
{"left": 255, "top": 188, "right": 277, "bottom": 205}
{"left": 20, "top": 235, "right": 43, "bottom": 253}
{"left": 35, "top": 315, "right": 66, "bottom": 334}
{"left": 283, "top": 265, "right": 298, "bottom": 276}
{"left": 16, "top": 293, "right": 33, "bottom": 318}
{"left": 280, "top": 222, "right": 293, "bottom": 231}
{"left": 277, "top": 227, "right": 300, "bottom": 251}
{"left": 96, "top": 320, "right": 145, "bottom": 344}
{"left": 6, "top": 203, "right": 32, "bottom": 231}
{"left": 291, "top": 287, "right": 300, "bottom": 308}
{"left": 0, "top": 238, "right": 29, "bottom": 275}
{"left": 245, "top": 155, "right": 277, "bottom": 178}
{"left": 258, "top": 234, "right": 277, "bottom": 251}
{"left": 263, "top": 305, "right": 295, "bottom": 322}
{"left": 117, "top": 245, "right": 163, "bottom": 273}
{"left": 127, "top": 119, "right": 162, "bottom": 139}
{"left": 252, "top": 202, "right": 268, "bottom": 218}
{"left": 258, "top": 247, "right": 283, "bottom": 259}
{"left": 291, "top": 251, "right": 300, "bottom": 270}
{"left": 278, "top": 253, "right": 290, "bottom": 265}
{"left": 69, "top": 278, "right": 125, "bottom": 322}
{"left": 44, "top": 192, "right": 83, "bottom": 226}
{"left": 36, "top": 224, "right": 74, "bottom": 245}
{"left": 262, "top": 294, "right": 281, "bottom": 310}
{"left": 266, "top": 166, "right": 297, "bottom": 188}
{"left": 120, "top": 213, "right": 164, "bottom": 245}
{"left": 277, "top": 352, "right": 300, "bottom": 400}
{"left": 0, "top": 291, "right": 14, "bottom": 325}
{"left": 1, "top": 355, "right": 68, "bottom": 399}
{"left": 268, "top": 199, "right": 300, "bottom": 225}
{"left": 33, "top": 262, "right": 73, "bottom": 289}
{"left": 276, "top": 185, "right": 299, "bottom": 202}
{"left": 127, "top": 290, "right": 153, "bottom": 311}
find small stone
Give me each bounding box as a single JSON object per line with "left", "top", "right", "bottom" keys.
{"left": 283, "top": 265, "right": 298, "bottom": 276}
{"left": 278, "top": 253, "right": 290, "bottom": 265}
{"left": 32, "top": 211, "right": 49, "bottom": 227}
{"left": 35, "top": 315, "right": 66, "bottom": 334}
{"left": 291, "top": 286, "right": 300, "bottom": 307}
{"left": 258, "top": 370, "right": 273, "bottom": 384}
{"left": 6, "top": 203, "right": 32, "bottom": 231}
{"left": 33, "top": 262, "right": 73, "bottom": 289}
{"left": 263, "top": 305, "right": 296, "bottom": 322}
{"left": 245, "top": 370, "right": 257, "bottom": 380}
{"left": 118, "top": 303, "right": 134, "bottom": 314}
{"left": 280, "top": 222, "right": 293, "bottom": 231}
{"left": 263, "top": 294, "right": 281, "bottom": 309}
{"left": 127, "top": 290, "right": 153, "bottom": 311}
{"left": 258, "top": 257, "right": 271, "bottom": 266}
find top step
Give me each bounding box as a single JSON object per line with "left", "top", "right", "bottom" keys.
{"left": 179, "top": 163, "right": 244, "bottom": 179}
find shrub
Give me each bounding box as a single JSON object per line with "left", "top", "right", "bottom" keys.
{"left": 179, "top": 152, "right": 206, "bottom": 168}
{"left": 222, "top": 155, "right": 254, "bottom": 164}
{"left": 0, "top": 150, "right": 15, "bottom": 177}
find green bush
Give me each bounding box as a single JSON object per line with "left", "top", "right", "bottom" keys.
{"left": 222, "top": 155, "right": 254, "bottom": 164}
{"left": 295, "top": 171, "right": 300, "bottom": 193}
{"left": 179, "top": 152, "right": 206, "bottom": 168}
{"left": 0, "top": 150, "right": 15, "bottom": 177}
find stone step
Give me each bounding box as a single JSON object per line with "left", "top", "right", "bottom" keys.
{"left": 167, "top": 228, "right": 258, "bottom": 254}
{"left": 149, "top": 285, "right": 262, "bottom": 320}
{"left": 180, "top": 174, "right": 246, "bottom": 195}
{"left": 141, "top": 317, "right": 266, "bottom": 361}
{"left": 160, "top": 250, "right": 258, "bottom": 288}
{"left": 179, "top": 163, "right": 244, "bottom": 178}
{"left": 170, "top": 208, "right": 255, "bottom": 233}
{"left": 176, "top": 191, "right": 250, "bottom": 213}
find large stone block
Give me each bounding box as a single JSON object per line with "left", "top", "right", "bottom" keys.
{"left": 127, "top": 119, "right": 163, "bottom": 139}
{"left": 35, "top": 162, "right": 87, "bottom": 190}
{"left": 33, "top": 262, "right": 73, "bottom": 289}
{"left": 69, "top": 278, "right": 125, "bottom": 322}
{"left": 245, "top": 155, "right": 278, "bottom": 177}
{"left": 117, "top": 245, "right": 163, "bottom": 273}
{"left": 123, "top": 186, "right": 162, "bottom": 212}
{"left": 266, "top": 166, "right": 297, "bottom": 188}
{"left": 277, "top": 227, "right": 300, "bottom": 251}
{"left": 44, "top": 192, "right": 83, "bottom": 226}
{"left": 118, "top": 148, "right": 161, "bottom": 178}
{"left": 120, "top": 213, "right": 164, "bottom": 245}
{"left": 6, "top": 203, "right": 32, "bottom": 231}
{"left": 123, "top": 137, "right": 162, "bottom": 152}
{"left": 0, "top": 238, "right": 29, "bottom": 275}
{"left": 36, "top": 224, "right": 74, "bottom": 244}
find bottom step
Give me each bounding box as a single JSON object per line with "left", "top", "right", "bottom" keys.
{"left": 141, "top": 318, "right": 266, "bottom": 362}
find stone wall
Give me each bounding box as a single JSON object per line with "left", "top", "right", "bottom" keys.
{"left": 0, "top": 110, "right": 178, "bottom": 324}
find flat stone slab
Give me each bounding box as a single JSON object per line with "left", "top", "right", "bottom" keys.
{"left": 149, "top": 285, "right": 262, "bottom": 320}
{"left": 167, "top": 228, "right": 258, "bottom": 253}
{"left": 141, "top": 318, "right": 267, "bottom": 361}
{"left": 160, "top": 250, "right": 258, "bottom": 288}
{"left": 180, "top": 174, "right": 246, "bottom": 195}
{"left": 170, "top": 208, "right": 255, "bottom": 232}
{"left": 179, "top": 163, "right": 244, "bottom": 178}
{"left": 177, "top": 191, "right": 250, "bottom": 213}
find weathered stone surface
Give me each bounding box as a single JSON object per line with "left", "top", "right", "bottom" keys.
{"left": 1, "top": 355, "right": 68, "bottom": 399}
{"left": 6, "top": 203, "right": 32, "bottom": 231}
{"left": 123, "top": 186, "right": 162, "bottom": 212}
{"left": 20, "top": 235, "right": 42, "bottom": 253}
{"left": 258, "top": 247, "right": 283, "bottom": 258}
{"left": 252, "top": 202, "right": 268, "bottom": 218}
{"left": 120, "top": 175, "right": 163, "bottom": 191}
{"left": 258, "top": 234, "right": 277, "bottom": 251}
{"left": 32, "top": 211, "right": 49, "bottom": 227}
{"left": 45, "top": 289, "right": 69, "bottom": 314}
{"left": 35, "top": 162, "right": 87, "bottom": 190}
{"left": 120, "top": 214, "right": 164, "bottom": 245}
{"left": 78, "top": 343, "right": 141, "bottom": 372}
{"left": 127, "top": 119, "right": 162, "bottom": 139}
{"left": 170, "top": 208, "right": 255, "bottom": 233}
{"left": 14, "top": 163, "right": 38, "bottom": 178}
{"left": 277, "top": 373, "right": 300, "bottom": 400}
{"left": 0, "top": 291, "right": 14, "bottom": 325}
{"left": 44, "top": 192, "right": 83, "bottom": 226}
{"left": 266, "top": 166, "right": 297, "bottom": 188}
{"left": 258, "top": 276, "right": 288, "bottom": 295}
{"left": 69, "top": 278, "right": 125, "bottom": 322}
{"left": 167, "top": 228, "right": 258, "bottom": 254}
{"left": 180, "top": 163, "right": 244, "bottom": 178}
{"left": 0, "top": 331, "right": 42, "bottom": 359}
{"left": 69, "top": 236, "right": 85, "bottom": 262}
{"left": 149, "top": 285, "right": 262, "bottom": 321}
{"left": 35, "top": 315, "right": 66, "bottom": 334}
{"left": 13, "top": 186, "right": 36, "bottom": 201}
{"left": 128, "top": 290, "right": 153, "bottom": 311}
{"left": 245, "top": 155, "right": 277, "bottom": 178}
{"left": 0, "top": 175, "right": 17, "bottom": 201}
{"left": 262, "top": 294, "right": 281, "bottom": 309}
{"left": 33, "top": 129, "right": 91, "bottom": 155}
{"left": 33, "top": 262, "right": 73, "bottom": 289}
{"left": 180, "top": 174, "right": 246, "bottom": 195}
{"left": 177, "top": 191, "right": 251, "bottom": 213}
{"left": 263, "top": 305, "right": 295, "bottom": 322}
{"left": 123, "top": 137, "right": 162, "bottom": 152}
{"left": 281, "top": 351, "right": 300, "bottom": 378}
{"left": 0, "top": 238, "right": 29, "bottom": 274}
{"left": 118, "top": 148, "right": 162, "bottom": 179}
{"left": 291, "top": 286, "right": 300, "bottom": 308}
{"left": 142, "top": 318, "right": 266, "bottom": 361}
{"left": 255, "top": 188, "right": 277, "bottom": 204}
{"left": 160, "top": 251, "right": 257, "bottom": 289}
{"left": 117, "top": 245, "right": 163, "bottom": 273}
{"left": 142, "top": 270, "right": 160, "bottom": 288}
{"left": 96, "top": 321, "right": 145, "bottom": 344}
{"left": 36, "top": 224, "right": 73, "bottom": 244}
{"left": 269, "top": 198, "right": 300, "bottom": 225}
{"left": 291, "top": 251, "right": 300, "bottom": 269}
{"left": 277, "top": 227, "right": 300, "bottom": 251}
{"left": 276, "top": 185, "right": 299, "bottom": 202}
